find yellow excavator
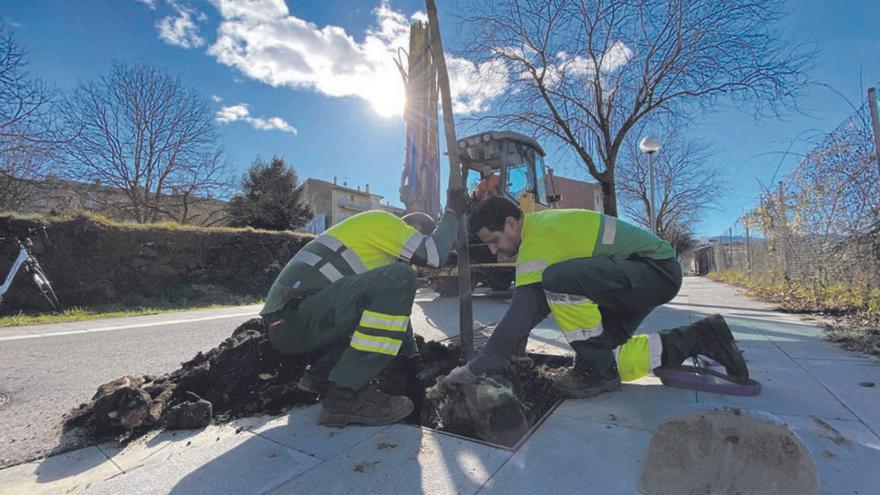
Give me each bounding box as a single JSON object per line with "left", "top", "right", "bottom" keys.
{"left": 404, "top": 130, "right": 559, "bottom": 295}
{"left": 397, "top": 22, "right": 558, "bottom": 296}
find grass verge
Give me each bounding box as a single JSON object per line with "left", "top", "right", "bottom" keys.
{"left": 0, "top": 297, "right": 263, "bottom": 328}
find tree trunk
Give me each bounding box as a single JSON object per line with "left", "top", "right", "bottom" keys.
{"left": 599, "top": 175, "right": 618, "bottom": 217}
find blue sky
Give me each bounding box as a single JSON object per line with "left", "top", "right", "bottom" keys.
{"left": 1, "top": 0, "right": 878, "bottom": 237}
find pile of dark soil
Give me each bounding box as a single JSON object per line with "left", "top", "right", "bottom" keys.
{"left": 62, "top": 318, "right": 315, "bottom": 441}
{"left": 62, "top": 319, "right": 571, "bottom": 448}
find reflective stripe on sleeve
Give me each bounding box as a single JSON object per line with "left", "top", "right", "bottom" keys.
{"left": 602, "top": 217, "right": 617, "bottom": 245}
{"left": 516, "top": 259, "right": 548, "bottom": 277}
{"left": 340, "top": 248, "right": 368, "bottom": 273}
{"left": 425, "top": 238, "right": 440, "bottom": 267}
{"left": 350, "top": 331, "right": 402, "bottom": 356}
{"left": 400, "top": 232, "right": 425, "bottom": 260}
{"left": 291, "top": 250, "right": 322, "bottom": 266}
{"left": 319, "top": 263, "right": 344, "bottom": 282}
{"left": 315, "top": 234, "right": 344, "bottom": 251}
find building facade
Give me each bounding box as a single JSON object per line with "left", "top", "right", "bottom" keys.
{"left": 546, "top": 174, "right": 604, "bottom": 211}
{"left": 301, "top": 177, "right": 404, "bottom": 233}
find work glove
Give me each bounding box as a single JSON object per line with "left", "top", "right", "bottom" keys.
{"left": 441, "top": 363, "right": 478, "bottom": 386}
{"left": 444, "top": 188, "right": 470, "bottom": 218}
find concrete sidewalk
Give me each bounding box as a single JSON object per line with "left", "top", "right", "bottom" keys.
{"left": 1, "top": 278, "right": 878, "bottom": 494}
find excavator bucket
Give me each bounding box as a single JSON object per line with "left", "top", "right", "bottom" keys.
{"left": 638, "top": 405, "right": 819, "bottom": 495}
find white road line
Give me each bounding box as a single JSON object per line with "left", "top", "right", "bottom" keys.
{"left": 0, "top": 311, "right": 259, "bottom": 342}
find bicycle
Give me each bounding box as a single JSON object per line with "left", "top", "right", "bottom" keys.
{"left": 0, "top": 226, "right": 62, "bottom": 312}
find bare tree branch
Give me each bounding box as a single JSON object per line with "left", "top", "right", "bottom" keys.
{"left": 59, "top": 61, "right": 231, "bottom": 224}
{"left": 462, "top": 0, "right": 811, "bottom": 216}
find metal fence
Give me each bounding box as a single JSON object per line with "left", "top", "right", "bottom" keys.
{"left": 695, "top": 95, "right": 880, "bottom": 303}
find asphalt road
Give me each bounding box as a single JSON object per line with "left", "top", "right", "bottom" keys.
{"left": 0, "top": 289, "right": 518, "bottom": 470}
{"left": 0, "top": 305, "right": 262, "bottom": 468}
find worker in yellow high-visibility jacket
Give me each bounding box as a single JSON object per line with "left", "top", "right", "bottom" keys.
{"left": 260, "top": 190, "right": 469, "bottom": 427}
{"left": 446, "top": 196, "right": 749, "bottom": 398}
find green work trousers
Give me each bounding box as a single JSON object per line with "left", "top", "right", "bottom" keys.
{"left": 263, "top": 262, "right": 419, "bottom": 391}
{"left": 542, "top": 256, "right": 683, "bottom": 377}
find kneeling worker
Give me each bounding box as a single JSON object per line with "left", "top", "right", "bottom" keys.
{"left": 447, "top": 196, "right": 749, "bottom": 396}
{"left": 260, "top": 189, "right": 469, "bottom": 426}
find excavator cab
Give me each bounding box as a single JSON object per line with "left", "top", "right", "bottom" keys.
{"left": 457, "top": 131, "right": 556, "bottom": 213}
{"left": 423, "top": 131, "right": 558, "bottom": 296}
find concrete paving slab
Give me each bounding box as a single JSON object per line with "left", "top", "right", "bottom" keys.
{"left": 267, "top": 425, "right": 511, "bottom": 495}
{"left": 796, "top": 359, "right": 880, "bottom": 435}
{"left": 779, "top": 415, "right": 880, "bottom": 495}
{"left": 98, "top": 423, "right": 244, "bottom": 472}
{"left": 248, "top": 404, "right": 388, "bottom": 460}
{"left": 411, "top": 292, "right": 511, "bottom": 342}
{"left": 553, "top": 376, "right": 696, "bottom": 431}
{"left": 752, "top": 319, "right": 828, "bottom": 340}
{"left": 0, "top": 446, "right": 122, "bottom": 495}
{"left": 746, "top": 319, "right": 872, "bottom": 361}
{"left": 480, "top": 414, "right": 652, "bottom": 494}
{"left": 639, "top": 307, "right": 692, "bottom": 331}
{"left": 696, "top": 346, "right": 856, "bottom": 420}
{"left": 88, "top": 427, "right": 320, "bottom": 495}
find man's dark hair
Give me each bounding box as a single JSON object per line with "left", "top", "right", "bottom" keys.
{"left": 469, "top": 196, "right": 523, "bottom": 235}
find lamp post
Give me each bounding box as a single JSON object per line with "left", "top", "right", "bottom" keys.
{"left": 639, "top": 136, "right": 661, "bottom": 235}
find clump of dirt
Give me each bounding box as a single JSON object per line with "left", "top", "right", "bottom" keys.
{"left": 62, "top": 318, "right": 572, "bottom": 449}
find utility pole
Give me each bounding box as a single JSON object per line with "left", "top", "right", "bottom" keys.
{"left": 745, "top": 222, "right": 752, "bottom": 274}
{"left": 868, "top": 87, "right": 880, "bottom": 180}
{"left": 426, "top": 0, "right": 473, "bottom": 360}
{"left": 729, "top": 227, "right": 734, "bottom": 270}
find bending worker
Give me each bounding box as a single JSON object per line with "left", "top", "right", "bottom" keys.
{"left": 260, "top": 189, "right": 469, "bottom": 427}
{"left": 447, "top": 196, "right": 749, "bottom": 397}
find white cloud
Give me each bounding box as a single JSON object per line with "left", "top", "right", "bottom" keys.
{"left": 204, "top": 1, "right": 506, "bottom": 117}
{"left": 211, "top": 94, "right": 223, "bottom": 102}
{"left": 156, "top": 1, "right": 205, "bottom": 49}
{"left": 215, "top": 103, "right": 298, "bottom": 134}
{"left": 135, "top": 0, "right": 157, "bottom": 9}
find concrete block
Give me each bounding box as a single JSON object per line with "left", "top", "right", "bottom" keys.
{"left": 0, "top": 446, "right": 122, "bottom": 495}
{"left": 481, "top": 414, "right": 652, "bottom": 494}
{"left": 268, "top": 425, "right": 511, "bottom": 495}
{"left": 638, "top": 405, "right": 819, "bottom": 495}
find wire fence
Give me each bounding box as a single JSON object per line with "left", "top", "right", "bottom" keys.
{"left": 687, "top": 95, "right": 880, "bottom": 309}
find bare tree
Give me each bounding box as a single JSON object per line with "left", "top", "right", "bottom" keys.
{"left": 462, "top": 0, "right": 810, "bottom": 216}
{"left": 61, "top": 61, "right": 229, "bottom": 224}
{"left": 789, "top": 104, "right": 879, "bottom": 237}
{"left": 0, "top": 24, "right": 64, "bottom": 211}
{"left": 616, "top": 126, "right": 724, "bottom": 249}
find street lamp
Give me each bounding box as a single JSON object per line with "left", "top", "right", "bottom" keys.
{"left": 639, "top": 136, "right": 661, "bottom": 235}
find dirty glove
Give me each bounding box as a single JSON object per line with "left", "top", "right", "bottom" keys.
{"left": 443, "top": 364, "right": 478, "bottom": 385}
{"left": 444, "top": 188, "right": 470, "bottom": 218}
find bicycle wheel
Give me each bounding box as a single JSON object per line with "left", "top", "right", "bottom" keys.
{"left": 31, "top": 267, "right": 61, "bottom": 312}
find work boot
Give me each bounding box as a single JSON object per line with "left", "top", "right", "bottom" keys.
{"left": 318, "top": 384, "right": 414, "bottom": 427}
{"left": 692, "top": 314, "right": 749, "bottom": 378}
{"left": 661, "top": 314, "right": 749, "bottom": 378}
{"left": 552, "top": 364, "right": 622, "bottom": 399}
